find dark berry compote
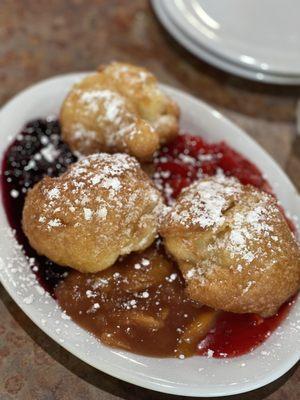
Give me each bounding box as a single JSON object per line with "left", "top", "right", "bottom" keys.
{"left": 1, "top": 118, "right": 77, "bottom": 294}
{"left": 0, "top": 119, "right": 295, "bottom": 358}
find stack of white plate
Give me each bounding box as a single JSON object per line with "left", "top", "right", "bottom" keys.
{"left": 152, "top": 0, "right": 300, "bottom": 85}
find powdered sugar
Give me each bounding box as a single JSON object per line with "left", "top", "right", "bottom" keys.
{"left": 48, "top": 219, "right": 62, "bottom": 228}
{"left": 47, "top": 187, "right": 60, "bottom": 199}
{"left": 70, "top": 87, "right": 150, "bottom": 152}
{"left": 106, "top": 63, "right": 150, "bottom": 88}
{"left": 40, "top": 143, "right": 60, "bottom": 163}
{"left": 79, "top": 89, "right": 125, "bottom": 125}
{"left": 225, "top": 193, "right": 280, "bottom": 265}
{"left": 10, "top": 189, "right": 19, "bottom": 198}
{"left": 101, "top": 177, "right": 121, "bottom": 191}
{"left": 38, "top": 153, "right": 140, "bottom": 229}
{"left": 166, "top": 175, "right": 241, "bottom": 230}
{"left": 97, "top": 207, "right": 107, "bottom": 219}
{"left": 83, "top": 208, "right": 93, "bottom": 221}
{"left": 72, "top": 123, "right": 97, "bottom": 142}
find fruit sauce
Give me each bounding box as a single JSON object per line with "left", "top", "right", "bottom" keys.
{"left": 0, "top": 119, "right": 295, "bottom": 358}
{"left": 1, "top": 119, "right": 76, "bottom": 294}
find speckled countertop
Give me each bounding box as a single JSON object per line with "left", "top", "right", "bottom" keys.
{"left": 0, "top": 1, "right": 299, "bottom": 399}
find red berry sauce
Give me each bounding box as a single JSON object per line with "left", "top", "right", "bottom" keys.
{"left": 153, "top": 133, "right": 272, "bottom": 204}
{"left": 0, "top": 120, "right": 296, "bottom": 358}
{"left": 197, "top": 301, "right": 294, "bottom": 358}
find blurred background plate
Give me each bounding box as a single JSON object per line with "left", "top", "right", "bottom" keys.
{"left": 152, "top": 0, "right": 300, "bottom": 84}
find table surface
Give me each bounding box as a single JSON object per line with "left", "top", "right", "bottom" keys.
{"left": 0, "top": 1, "right": 299, "bottom": 399}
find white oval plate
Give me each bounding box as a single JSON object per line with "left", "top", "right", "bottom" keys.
{"left": 152, "top": 0, "right": 300, "bottom": 85}
{"left": 0, "top": 74, "right": 299, "bottom": 397}
{"left": 163, "top": 0, "right": 300, "bottom": 77}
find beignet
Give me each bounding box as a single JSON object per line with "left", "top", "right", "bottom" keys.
{"left": 22, "top": 153, "right": 163, "bottom": 273}
{"left": 160, "top": 176, "right": 300, "bottom": 317}
{"left": 60, "top": 62, "right": 179, "bottom": 161}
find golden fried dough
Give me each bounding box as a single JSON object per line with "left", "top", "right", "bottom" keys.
{"left": 22, "top": 153, "right": 164, "bottom": 273}
{"left": 60, "top": 62, "right": 179, "bottom": 161}
{"left": 160, "top": 176, "right": 300, "bottom": 317}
